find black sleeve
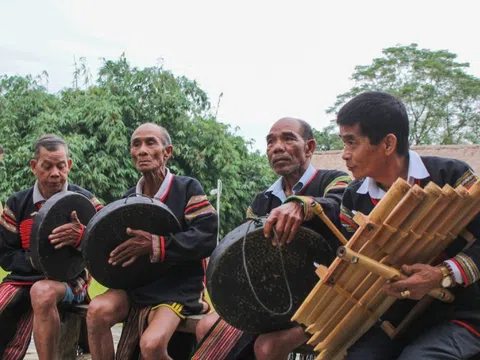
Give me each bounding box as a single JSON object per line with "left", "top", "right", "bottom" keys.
{"left": 163, "top": 179, "right": 218, "bottom": 261}
{"left": 307, "top": 171, "right": 351, "bottom": 232}
{"left": 338, "top": 185, "right": 359, "bottom": 240}
{"left": 0, "top": 196, "right": 35, "bottom": 273}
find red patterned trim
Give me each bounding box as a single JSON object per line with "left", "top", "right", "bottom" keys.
{"left": 2, "top": 214, "right": 16, "bottom": 226}
{"left": 160, "top": 175, "right": 174, "bottom": 202}
{"left": 74, "top": 224, "right": 85, "bottom": 248}
{"left": 451, "top": 258, "right": 469, "bottom": 286}
{"left": 298, "top": 169, "right": 319, "bottom": 195}
{"left": 451, "top": 320, "right": 480, "bottom": 337}
{"left": 185, "top": 200, "right": 211, "bottom": 214}
{"left": 160, "top": 236, "right": 166, "bottom": 262}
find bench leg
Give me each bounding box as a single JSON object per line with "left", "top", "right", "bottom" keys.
{"left": 57, "top": 312, "right": 82, "bottom": 360}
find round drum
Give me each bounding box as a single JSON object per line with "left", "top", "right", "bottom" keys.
{"left": 83, "top": 195, "right": 181, "bottom": 289}
{"left": 30, "top": 191, "right": 97, "bottom": 281}
{"left": 207, "top": 220, "right": 333, "bottom": 334}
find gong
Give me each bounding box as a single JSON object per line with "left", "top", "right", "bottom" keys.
{"left": 30, "top": 191, "right": 97, "bottom": 281}
{"left": 207, "top": 220, "right": 333, "bottom": 333}
{"left": 83, "top": 195, "right": 181, "bottom": 289}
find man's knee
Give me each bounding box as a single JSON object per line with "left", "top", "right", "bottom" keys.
{"left": 87, "top": 296, "right": 122, "bottom": 328}
{"left": 139, "top": 332, "right": 168, "bottom": 359}
{"left": 195, "top": 313, "right": 218, "bottom": 343}
{"left": 254, "top": 336, "right": 278, "bottom": 360}
{"left": 30, "top": 280, "right": 61, "bottom": 311}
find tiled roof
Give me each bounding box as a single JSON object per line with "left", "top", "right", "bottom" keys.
{"left": 312, "top": 145, "right": 480, "bottom": 176}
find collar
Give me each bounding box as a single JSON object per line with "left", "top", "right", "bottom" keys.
{"left": 32, "top": 180, "right": 69, "bottom": 204}
{"left": 357, "top": 150, "right": 430, "bottom": 199}
{"left": 266, "top": 164, "right": 317, "bottom": 202}
{"left": 135, "top": 168, "right": 173, "bottom": 202}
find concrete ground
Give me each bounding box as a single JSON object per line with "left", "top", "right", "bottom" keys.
{"left": 24, "top": 324, "right": 123, "bottom": 360}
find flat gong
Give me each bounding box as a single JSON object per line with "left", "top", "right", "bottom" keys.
{"left": 207, "top": 220, "right": 332, "bottom": 334}
{"left": 30, "top": 191, "right": 97, "bottom": 281}
{"left": 83, "top": 195, "right": 181, "bottom": 289}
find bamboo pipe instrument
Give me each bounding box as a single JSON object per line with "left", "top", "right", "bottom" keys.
{"left": 336, "top": 246, "right": 454, "bottom": 302}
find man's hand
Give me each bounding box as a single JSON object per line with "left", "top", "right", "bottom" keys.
{"left": 109, "top": 228, "right": 152, "bottom": 267}
{"left": 383, "top": 264, "right": 443, "bottom": 300}
{"left": 49, "top": 211, "right": 83, "bottom": 249}
{"left": 263, "top": 202, "right": 304, "bottom": 247}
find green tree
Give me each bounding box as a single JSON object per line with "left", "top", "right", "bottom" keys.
{"left": 328, "top": 44, "right": 480, "bottom": 145}
{"left": 313, "top": 124, "right": 343, "bottom": 151}
{"left": 0, "top": 55, "right": 276, "bottom": 235}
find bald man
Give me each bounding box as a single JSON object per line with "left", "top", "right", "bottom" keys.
{"left": 86, "top": 123, "right": 218, "bottom": 360}
{"left": 193, "top": 118, "right": 351, "bottom": 360}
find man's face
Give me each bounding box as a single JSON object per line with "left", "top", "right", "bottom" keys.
{"left": 266, "top": 119, "right": 314, "bottom": 176}
{"left": 30, "top": 146, "right": 72, "bottom": 199}
{"left": 0, "top": 153, "right": 3, "bottom": 163}
{"left": 130, "top": 126, "right": 172, "bottom": 173}
{"left": 339, "top": 124, "right": 387, "bottom": 179}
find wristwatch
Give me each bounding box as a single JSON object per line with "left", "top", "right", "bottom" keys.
{"left": 438, "top": 265, "right": 454, "bottom": 288}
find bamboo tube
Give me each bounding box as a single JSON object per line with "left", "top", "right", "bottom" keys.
{"left": 311, "top": 202, "right": 348, "bottom": 245}
{"left": 374, "top": 185, "right": 425, "bottom": 247}
{"left": 383, "top": 183, "right": 442, "bottom": 257}
{"left": 291, "top": 279, "right": 328, "bottom": 324}
{"left": 368, "top": 178, "right": 411, "bottom": 224}
{"left": 337, "top": 247, "right": 454, "bottom": 302}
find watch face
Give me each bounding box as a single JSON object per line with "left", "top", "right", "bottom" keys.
{"left": 442, "top": 277, "right": 452, "bottom": 288}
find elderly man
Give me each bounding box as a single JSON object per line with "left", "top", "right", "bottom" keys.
{"left": 193, "top": 117, "right": 351, "bottom": 360}
{"left": 0, "top": 135, "right": 102, "bottom": 359}
{"left": 338, "top": 92, "right": 480, "bottom": 359}
{"left": 87, "top": 123, "right": 218, "bottom": 360}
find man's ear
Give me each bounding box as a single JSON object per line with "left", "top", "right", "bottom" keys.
{"left": 67, "top": 158, "right": 73, "bottom": 170}
{"left": 305, "top": 139, "right": 316, "bottom": 158}
{"left": 384, "top": 134, "right": 398, "bottom": 156}
{"left": 164, "top": 145, "right": 174, "bottom": 160}
{"left": 30, "top": 159, "right": 37, "bottom": 174}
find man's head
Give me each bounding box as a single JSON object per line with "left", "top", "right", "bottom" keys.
{"left": 30, "top": 134, "right": 72, "bottom": 199}
{"left": 266, "top": 117, "right": 316, "bottom": 177}
{"left": 130, "top": 123, "right": 173, "bottom": 174}
{"left": 337, "top": 92, "right": 410, "bottom": 179}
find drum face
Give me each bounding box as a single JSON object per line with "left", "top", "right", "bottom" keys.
{"left": 30, "top": 191, "right": 97, "bottom": 281}
{"left": 83, "top": 197, "right": 181, "bottom": 289}
{"left": 207, "top": 222, "right": 331, "bottom": 333}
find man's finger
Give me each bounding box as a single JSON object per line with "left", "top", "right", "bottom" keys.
{"left": 280, "top": 216, "right": 296, "bottom": 246}
{"left": 122, "top": 256, "right": 138, "bottom": 267}
{"left": 273, "top": 215, "right": 286, "bottom": 246}
{"left": 110, "top": 240, "right": 133, "bottom": 256}
{"left": 51, "top": 223, "right": 74, "bottom": 235}
{"left": 71, "top": 210, "right": 79, "bottom": 223}
{"left": 110, "top": 250, "right": 133, "bottom": 265}
{"left": 286, "top": 218, "right": 302, "bottom": 244}
{"left": 263, "top": 216, "right": 276, "bottom": 239}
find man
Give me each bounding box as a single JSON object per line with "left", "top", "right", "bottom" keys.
{"left": 86, "top": 123, "right": 218, "bottom": 360}
{"left": 193, "top": 117, "right": 351, "bottom": 360}
{"left": 338, "top": 91, "right": 480, "bottom": 359}
{"left": 0, "top": 134, "right": 103, "bottom": 359}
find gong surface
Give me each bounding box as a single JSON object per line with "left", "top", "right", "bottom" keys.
{"left": 83, "top": 196, "right": 181, "bottom": 289}
{"left": 30, "top": 191, "right": 97, "bottom": 281}
{"left": 207, "top": 221, "right": 331, "bottom": 333}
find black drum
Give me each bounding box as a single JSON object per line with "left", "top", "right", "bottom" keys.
{"left": 83, "top": 195, "right": 181, "bottom": 289}
{"left": 207, "top": 220, "right": 333, "bottom": 334}
{"left": 30, "top": 191, "right": 97, "bottom": 281}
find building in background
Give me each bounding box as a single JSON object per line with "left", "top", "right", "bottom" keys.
{"left": 312, "top": 145, "right": 480, "bottom": 177}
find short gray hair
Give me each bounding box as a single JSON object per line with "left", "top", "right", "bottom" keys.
{"left": 34, "top": 134, "right": 69, "bottom": 158}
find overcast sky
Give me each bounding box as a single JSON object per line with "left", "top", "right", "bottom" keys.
{"left": 1, "top": 0, "right": 479, "bottom": 151}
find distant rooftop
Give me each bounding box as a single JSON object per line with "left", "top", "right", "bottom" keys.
{"left": 312, "top": 145, "right": 480, "bottom": 176}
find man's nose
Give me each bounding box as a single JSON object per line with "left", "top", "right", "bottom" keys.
{"left": 342, "top": 149, "right": 351, "bottom": 161}
{"left": 271, "top": 141, "right": 286, "bottom": 153}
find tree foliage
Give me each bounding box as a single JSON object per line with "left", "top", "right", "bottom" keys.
{"left": 0, "top": 55, "right": 276, "bottom": 235}
{"left": 313, "top": 124, "right": 343, "bottom": 151}
{"left": 328, "top": 44, "right": 480, "bottom": 145}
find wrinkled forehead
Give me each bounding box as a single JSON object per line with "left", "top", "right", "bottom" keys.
{"left": 131, "top": 127, "right": 163, "bottom": 143}
{"left": 36, "top": 146, "right": 68, "bottom": 161}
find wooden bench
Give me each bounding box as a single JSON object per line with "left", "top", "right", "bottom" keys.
{"left": 58, "top": 304, "right": 317, "bottom": 359}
